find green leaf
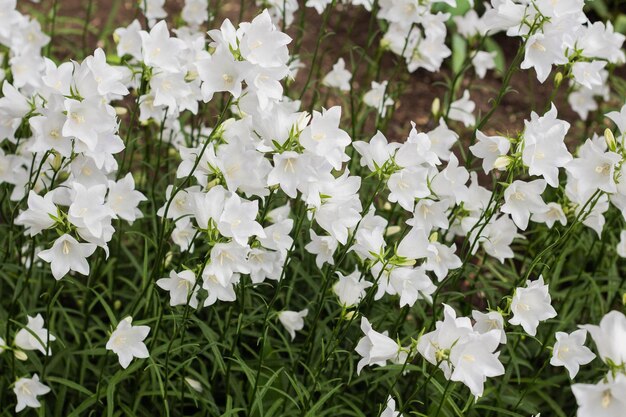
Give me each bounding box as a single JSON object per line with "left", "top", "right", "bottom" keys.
{"left": 484, "top": 37, "right": 506, "bottom": 75}
{"left": 451, "top": 34, "right": 467, "bottom": 74}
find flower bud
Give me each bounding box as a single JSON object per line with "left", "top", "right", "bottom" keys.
{"left": 554, "top": 72, "right": 563, "bottom": 88}
{"left": 493, "top": 156, "right": 512, "bottom": 170}
{"left": 14, "top": 350, "right": 28, "bottom": 361}
{"left": 185, "top": 377, "right": 203, "bottom": 393}
{"left": 385, "top": 225, "right": 401, "bottom": 236}
{"left": 344, "top": 310, "right": 356, "bottom": 320}
{"left": 429, "top": 232, "right": 439, "bottom": 243}
{"left": 114, "top": 300, "right": 122, "bottom": 310}
{"left": 605, "top": 128, "right": 617, "bottom": 152}
{"left": 164, "top": 251, "right": 173, "bottom": 268}
{"left": 431, "top": 97, "right": 441, "bottom": 118}
{"left": 51, "top": 152, "right": 63, "bottom": 171}
{"left": 115, "top": 106, "right": 128, "bottom": 116}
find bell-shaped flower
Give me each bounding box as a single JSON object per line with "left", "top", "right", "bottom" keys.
{"left": 38, "top": 234, "right": 97, "bottom": 280}
{"left": 299, "top": 106, "right": 351, "bottom": 170}
{"left": 387, "top": 166, "right": 430, "bottom": 212}
{"left": 417, "top": 304, "right": 473, "bottom": 378}
{"left": 353, "top": 131, "right": 400, "bottom": 172}
{"left": 355, "top": 317, "right": 402, "bottom": 374}
{"left": 106, "top": 317, "right": 150, "bottom": 369}
{"left": 333, "top": 269, "right": 373, "bottom": 307}
{"left": 566, "top": 138, "right": 622, "bottom": 194}
{"left": 509, "top": 276, "right": 557, "bottom": 336}
{"left": 381, "top": 396, "right": 400, "bottom": 417}
{"left": 363, "top": 80, "right": 394, "bottom": 116}
{"left": 520, "top": 32, "right": 568, "bottom": 83}
{"left": 550, "top": 329, "right": 595, "bottom": 378}
{"left": 501, "top": 180, "right": 549, "bottom": 230}
{"left": 522, "top": 104, "right": 572, "bottom": 187}
{"left": 278, "top": 309, "right": 308, "bottom": 340}
{"left": 572, "top": 373, "right": 626, "bottom": 417}
{"left": 217, "top": 194, "right": 265, "bottom": 246}
{"left": 579, "top": 310, "right": 626, "bottom": 366}
{"left": 472, "top": 310, "right": 507, "bottom": 344}
{"left": 304, "top": 230, "right": 338, "bottom": 268}
{"left": 322, "top": 58, "right": 352, "bottom": 91}
{"left": 15, "top": 314, "right": 56, "bottom": 356}
{"left": 469, "top": 131, "right": 510, "bottom": 174}
{"left": 139, "top": 20, "right": 185, "bottom": 72}
{"left": 157, "top": 270, "right": 199, "bottom": 308}
{"left": 202, "top": 265, "right": 239, "bottom": 307}
{"left": 107, "top": 174, "right": 146, "bottom": 223}
{"left": 15, "top": 191, "right": 58, "bottom": 236}
{"left": 448, "top": 90, "right": 476, "bottom": 127}
{"left": 14, "top": 374, "right": 50, "bottom": 413}
{"left": 449, "top": 330, "right": 505, "bottom": 397}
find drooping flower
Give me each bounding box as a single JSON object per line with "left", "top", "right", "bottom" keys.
{"left": 355, "top": 317, "right": 402, "bottom": 374}
{"left": 333, "top": 269, "right": 373, "bottom": 307}
{"left": 14, "top": 374, "right": 50, "bottom": 413}
{"left": 278, "top": 309, "right": 308, "bottom": 340}
{"left": 15, "top": 314, "right": 56, "bottom": 356}
{"left": 579, "top": 310, "right": 626, "bottom": 366}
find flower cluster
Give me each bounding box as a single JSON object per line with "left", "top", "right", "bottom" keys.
{"left": 1, "top": 0, "right": 626, "bottom": 415}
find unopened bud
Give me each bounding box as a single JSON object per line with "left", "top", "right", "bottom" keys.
{"left": 431, "top": 98, "right": 441, "bottom": 118}
{"left": 185, "top": 377, "right": 203, "bottom": 393}
{"left": 185, "top": 70, "right": 199, "bottom": 82}
{"left": 51, "top": 152, "right": 63, "bottom": 171}
{"left": 605, "top": 128, "right": 617, "bottom": 151}
{"left": 383, "top": 202, "right": 392, "bottom": 211}
{"left": 164, "top": 251, "right": 173, "bottom": 268}
{"left": 344, "top": 310, "right": 356, "bottom": 320}
{"left": 113, "top": 300, "right": 122, "bottom": 310}
{"left": 493, "top": 156, "right": 512, "bottom": 170}
{"left": 115, "top": 106, "right": 128, "bottom": 116}
{"left": 554, "top": 72, "right": 563, "bottom": 88}
{"left": 622, "top": 292, "right": 626, "bottom": 306}
{"left": 429, "top": 232, "right": 439, "bottom": 243}
{"left": 14, "top": 350, "right": 28, "bottom": 361}
{"left": 385, "top": 225, "right": 402, "bottom": 236}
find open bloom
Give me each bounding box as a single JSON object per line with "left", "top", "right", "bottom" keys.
{"left": 449, "top": 330, "right": 505, "bottom": 397}
{"left": 501, "top": 180, "right": 549, "bottom": 230}
{"left": 38, "top": 234, "right": 97, "bottom": 280}
{"left": 550, "top": 329, "right": 595, "bottom": 378}
{"left": 572, "top": 373, "right": 626, "bottom": 417}
{"left": 157, "top": 270, "right": 199, "bottom": 308}
{"left": 509, "top": 276, "right": 557, "bottom": 336}
{"left": 14, "top": 374, "right": 50, "bottom": 413}
{"left": 106, "top": 317, "right": 150, "bottom": 369}
{"left": 333, "top": 269, "right": 373, "bottom": 307}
